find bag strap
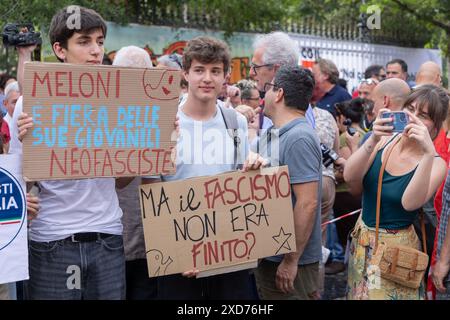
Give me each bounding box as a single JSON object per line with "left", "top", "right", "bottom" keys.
{"left": 375, "top": 136, "right": 401, "bottom": 251}
{"left": 218, "top": 105, "right": 242, "bottom": 170}
{"left": 419, "top": 209, "right": 428, "bottom": 255}
{"left": 374, "top": 135, "right": 427, "bottom": 253}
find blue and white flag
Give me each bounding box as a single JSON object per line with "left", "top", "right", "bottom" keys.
{"left": 0, "top": 154, "right": 28, "bottom": 284}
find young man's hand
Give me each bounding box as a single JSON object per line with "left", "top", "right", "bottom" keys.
{"left": 17, "top": 44, "right": 37, "bottom": 57}
{"left": 235, "top": 105, "right": 261, "bottom": 122}
{"left": 226, "top": 85, "right": 240, "bottom": 99}
{"left": 17, "top": 113, "right": 33, "bottom": 142}
{"left": 241, "top": 151, "right": 268, "bottom": 172}
{"left": 26, "top": 193, "right": 39, "bottom": 221}
{"left": 182, "top": 268, "right": 200, "bottom": 278}
{"left": 174, "top": 115, "right": 180, "bottom": 135}
{"left": 345, "top": 131, "right": 361, "bottom": 154}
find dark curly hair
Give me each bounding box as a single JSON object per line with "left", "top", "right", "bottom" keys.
{"left": 182, "top": 36, "right": 230, "bottom": 73}
{"left": 271, "top": 65, "right": 315, "bottom": 111}
{"left": 334, "top": 98, "right": 366, "bottom": 124}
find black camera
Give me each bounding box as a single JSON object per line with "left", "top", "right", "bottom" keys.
{"left": 343, "top": 118, "right": 356, "bottom": 136}
{"left": 2, "top": 23, "right": 42, "bottom": 47}
{"left": 320, "top": 143, "right": 339, "bottom": 168}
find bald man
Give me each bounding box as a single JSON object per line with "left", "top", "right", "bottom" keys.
{"left": 371, "top": 78, "right": 411, "bottom": 115}
{"left": 415, "top": 61, "right": 442, "bottom": 87}
{"left": 359, "top": 78, "right": 411, "bottom": 145}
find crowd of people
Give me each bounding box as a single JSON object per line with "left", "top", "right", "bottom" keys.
{"left": 0, "top": 5, "right": 449, "bottom": 300}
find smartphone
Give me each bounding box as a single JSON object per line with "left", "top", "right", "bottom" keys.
{"left": 381, "top": 111, "right": 409, "bottom": 132}
{"left": 347, "top": 127, "right": 356, "bottom": 136}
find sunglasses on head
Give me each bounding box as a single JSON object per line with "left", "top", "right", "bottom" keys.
{"left": 360, "top": 78, "right": 379, "bottom": 86}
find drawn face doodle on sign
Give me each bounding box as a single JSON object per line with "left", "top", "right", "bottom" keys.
{"left": 142, "top": 69, "right": 180, "bottom": 101}
{"left": 146, "top": 248, "right": 174, "bottom": 276}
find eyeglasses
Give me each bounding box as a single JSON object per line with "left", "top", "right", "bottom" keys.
{"left": 360, "top": 78, "right": 379, "bottom": 86}
{"left": 250, "top": 63, "right": 274, "bottom": 75}
{"left": 264, "top": 82, "right": 278, "bottom": 92}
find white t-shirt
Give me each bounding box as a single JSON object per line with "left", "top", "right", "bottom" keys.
{"left": 162, "top": 103, "right": 249, "bottom": 182}
{"left": 12, "top": 97, "right": 123, "bottom": 242}
{"left": 30, "top": 178, "right": 123, "bottom": 242}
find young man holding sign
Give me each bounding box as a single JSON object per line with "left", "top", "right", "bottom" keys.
{"left": 255, "top": 65, "right": 323, "bottom": 300}
{"left": 16, "top": 7, "right": 126, "bottom": 299}
{"left": 147, "top": 36, "right": 265, "bottom": 300}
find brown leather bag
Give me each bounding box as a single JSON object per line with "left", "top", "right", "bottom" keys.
{"left": 369, "top": 136, "right": 429, "bottom": 289}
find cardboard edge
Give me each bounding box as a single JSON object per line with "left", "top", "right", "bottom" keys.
{"left": 138, "top": 166, "right": 289, "bottom": 189}
{"left": 22, "top": 63, "right": 180, "bottom": 181}
{"left": 196, "top": 259, "right": 259, "bottom": 278}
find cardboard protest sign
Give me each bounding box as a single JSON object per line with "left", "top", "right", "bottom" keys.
{"left": 139, "top": 166, "right": 296, "bottom": 277}
{"left": 0, "top": 154, "right": 28, "bottom": 284}
{"left": 22, "top": 62, "right": 180, "bottom": 181}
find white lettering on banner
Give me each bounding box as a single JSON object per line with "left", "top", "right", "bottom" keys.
{"left": 0, "top": 154, "right": 28, "bottom": 284}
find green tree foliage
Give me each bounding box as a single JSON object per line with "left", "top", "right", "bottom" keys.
{"left": 1, "top": 0, "right": 448, "bottom": 84}
{"left": 0, "top": 0, "right": 129, "bottom": 74}
{"left": 192, "top": 0, "right": 296, "bottom": 37}
{"left": 365, "top": 0, "right": 449, "bottom": 86}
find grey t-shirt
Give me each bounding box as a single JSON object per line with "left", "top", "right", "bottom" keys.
{"left": 261, "top": 117, "right": 323, "bottom": 265}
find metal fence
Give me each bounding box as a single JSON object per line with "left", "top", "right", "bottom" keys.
{"left": 127, "top": 0, "right": 431, "bottom": 48}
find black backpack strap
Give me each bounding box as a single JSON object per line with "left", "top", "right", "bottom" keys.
{"left": 218, "top": 105, "right": 242, "bottom": 169}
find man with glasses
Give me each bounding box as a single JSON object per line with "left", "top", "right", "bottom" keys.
{"left": 236, "top": 79, "right": 260, "bottom": 110}
{"left": 255, "top": 65, "right": 322, "bottom": 300}
{"left": 250, "top": 31, "right": 316, "bottom": 129}
{"left": 358, "top": 78, "right": 378, "bottom": 100}
{"left": 364, "top": 64, "right": 386, "bottom": 82}
{"left": 359, "top": 78, "right": 410, "bottom": 145}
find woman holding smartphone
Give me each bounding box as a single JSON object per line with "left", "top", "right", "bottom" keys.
{"left": 344, "top": 84, "right": 449, "bottom": 300}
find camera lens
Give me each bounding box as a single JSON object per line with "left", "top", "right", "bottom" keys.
{"left": 343, "top": 119, "right": 352, "bottom": 126}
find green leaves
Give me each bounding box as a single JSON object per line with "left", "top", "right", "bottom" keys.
{"left": 0, "top": 0, "right": 448, "bottom": 76}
